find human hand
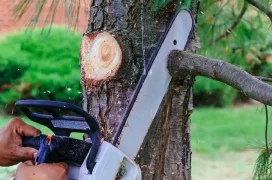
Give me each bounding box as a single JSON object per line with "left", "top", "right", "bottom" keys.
{"left": 0, "top": 118, "right": 41, "bottom": 166}
{"left": 16, "top": 160, "right": 68, "bottom": 180}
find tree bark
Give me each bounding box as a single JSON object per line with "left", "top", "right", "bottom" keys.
{"left": 80, "top": 1, "right": 199, "bottom": 179}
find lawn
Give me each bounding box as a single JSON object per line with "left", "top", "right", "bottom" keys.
{"left": 191, "top": 105, "right": 268, "bottom": 180}
{"left": 0, "top": 105, "right": 268, "bottom": 179}
{"left": 191, "top": 105, "right": 268, "bottom": 155}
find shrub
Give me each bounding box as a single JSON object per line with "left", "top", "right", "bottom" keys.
{"left": 0, "top": 28, "right": 82, "bottom": 112}
{"left": 194, "top": 77, "right": 237, "bottom": 107}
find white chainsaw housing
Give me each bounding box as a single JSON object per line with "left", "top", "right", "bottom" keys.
{"left": 67, "top": 141, "right": 141, "bottom": 180}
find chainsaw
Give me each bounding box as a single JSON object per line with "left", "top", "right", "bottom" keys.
{"left": 15, "top": 9, "right": 193, "bottom": 180}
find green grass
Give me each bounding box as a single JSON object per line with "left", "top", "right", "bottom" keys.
{"left": 191, "top": 105, "right": 268, "bottom": 155}
{"left": 191, "top": 105, "right": 269, "bottom": 179}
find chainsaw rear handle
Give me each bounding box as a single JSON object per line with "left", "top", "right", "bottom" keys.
{"left": 16, "top": 100, "right": 100, "bottom": 173}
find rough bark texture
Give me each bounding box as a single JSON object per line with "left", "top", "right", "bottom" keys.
{"left": 135, "top": 79, "right": 194, "bottom": 180}
{"left": 81, "top": 1, "right": 199, "bottom": 179}
{"left": 168, "top": 51, "right": 272, "bottom": 106}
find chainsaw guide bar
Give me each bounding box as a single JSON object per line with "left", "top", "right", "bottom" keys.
{"left": 113, "top": 9, "right": 194, "bottom": 160}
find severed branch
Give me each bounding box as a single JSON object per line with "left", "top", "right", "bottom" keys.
{"left": 168, "top": 50, "right": 272, "bottom": 106}
{"left": 245, "top": 0, "right": 272, "bottom": 22}
{"left": 209, "top": 2, "right": 248, "bottom": 45}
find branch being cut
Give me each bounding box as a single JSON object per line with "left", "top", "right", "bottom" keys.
{"left": 168, "top": 50, "right": 272, "bottom": 106}
{"left": 245, "top": 0, "right": 272, "bottom": 22}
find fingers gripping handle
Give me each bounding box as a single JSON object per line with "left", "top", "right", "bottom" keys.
{"left": 22, "top": 136, "right": 40, "bottom": 149}
{"left": 22, "top": 135, "right": 62, "bottom": 164}
{"left": 22, "top": 134, "right": 96, "bottom": 171}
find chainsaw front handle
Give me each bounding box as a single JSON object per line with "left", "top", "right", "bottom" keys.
{"left": 16, "top": 100, "right": 100, "bottom": 173}
{"left": 15, "top": 100, "right": 99, "bottom": 135}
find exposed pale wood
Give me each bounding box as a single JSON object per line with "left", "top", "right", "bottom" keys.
{"left": 80, "top": 31, "right": 122, "bottom": 91}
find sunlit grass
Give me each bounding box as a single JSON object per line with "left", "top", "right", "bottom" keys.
{"left": 191, "top": 105, "right": 268, "bottom": 155}
{"left": 191, "top": 105, "right": 268, "bottom": 179}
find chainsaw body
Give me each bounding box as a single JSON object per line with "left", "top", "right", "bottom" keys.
{"left": 16, "top": 100, "right": 141, "bottom": 180}
{"left": 66, "top": 142, "right": 141, "bottom": 180}
{"left": 77, "top": 142, "right": 141, "bottom": 180}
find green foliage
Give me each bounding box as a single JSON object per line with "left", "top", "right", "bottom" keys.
{"left": 15, "top": 0, "right": 83, "bottom": 29}
{"left": 194, "top": 77, "right": 237, "bottom": 107}
{"left": 194, "top": 0, "right": 272, "bottom": 107}
{"left": 0, "top": 28, "right": 82, "bottom": 110}
{"left": 255, "top": 63, "right": 272, "bottom": 78}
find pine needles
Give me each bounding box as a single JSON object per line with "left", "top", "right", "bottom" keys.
{"left": 253, "top": 148, "right": 272, "bottom": 180}
{"left": 13, "top": 0, "right": 90, "bottom": 30}
{"left": 253, "top": 105, "right": 272, "bottom": 180}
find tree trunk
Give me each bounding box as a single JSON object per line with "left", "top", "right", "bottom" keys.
{"left": 80, "top": 0, "right": 199, "bottom": 179}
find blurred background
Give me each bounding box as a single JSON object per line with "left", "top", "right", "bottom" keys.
{"left": 0, "top": 0, "right": 271, "bottom": 179}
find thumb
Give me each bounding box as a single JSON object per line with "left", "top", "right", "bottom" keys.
{"left": 17, "top": 121, "right": 41, "bottom": 137}
{"left": 14, "top": 146, "right": 37, "bottom": 161}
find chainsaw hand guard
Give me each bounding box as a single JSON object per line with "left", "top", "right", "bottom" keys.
{"left": 16, "top": 100, "right": 100, "bottom": 173}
